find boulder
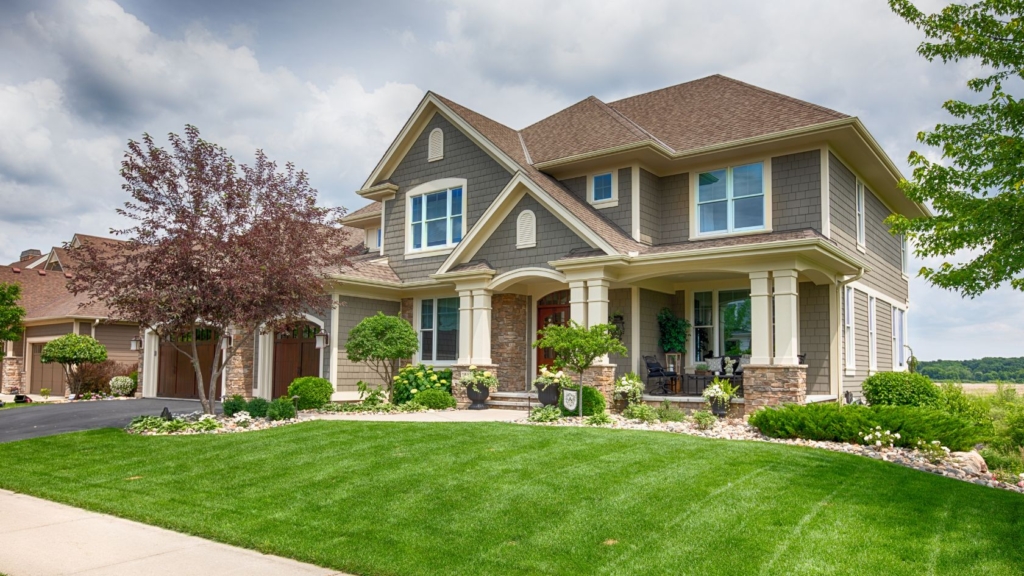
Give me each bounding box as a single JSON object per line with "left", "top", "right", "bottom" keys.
{"left": 950, "top": 451, "right": 988, "bottom": 474}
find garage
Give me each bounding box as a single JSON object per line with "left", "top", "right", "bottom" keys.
{"left": 29, "top": 343, "right": 65, "bottom": 396}
{"left": 157, "top": 329, "right": 221, "bottom": 400}
{"left": 272, "top": 323, "right": 321, "bottom": 399}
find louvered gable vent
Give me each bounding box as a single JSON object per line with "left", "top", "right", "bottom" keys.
{"left": 516, "top": 210, "right": 536, "bottom": 249}
{"left": 427, "top": 128, "right": 444, "bottom": 162}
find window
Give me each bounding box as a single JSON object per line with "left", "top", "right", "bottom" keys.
{"left": 592, "top": 172, "right": 613, "bottom": 203}
{"left": 901, "top": 235, "right": 909, "bottom": 275}
{"left": 868, "top": 296, "right": 877, "bottom": 372}
{"left": 856, "top": 181, "right": 866, "bottom": 246}
{"left": 420, "top": 297, "right": 459, "bottom": 362}
{"left": 893, "top": 308, "right": 906, "bottom": 369}
{"left": 697, "top": 162, "right": 765, "bottom": 235}
{"left": 516, "top": 210, "right": 536, "bottom": 249}
{"left": 378, "top": 227, "right": 382, "bottom": 250}
{"left": 410, "top": 186, "right": 462, "bottom": 251}
{"left": 844, "top": 286, "right": 855, "bottom": 373}
{"left": 428, "top": 128, "right": 444, "bottom": 162}
{"left": 693, "top": 292, "right": 713, "bottom": 361}
{"left": 718, "top": 290, "right": 752, "bottom": 357}
{"left": 366, "top": 227, "right": 380, "bottom": 251}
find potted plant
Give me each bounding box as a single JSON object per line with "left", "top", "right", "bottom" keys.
{"left": 533, "top": 366, "right": 569, "bottom": 407}
{"left": 702, "top": 376, "right": 738, "bottom": 417}
{"left": 613, "top": 372, "right": 644, "bottom": 412}
{"left": 693, "top": 362, "right": 710, "bottom": 376}
{"left": 657, "top": 308, "right": 691, "bottom": 358}
{"left": 460, "top": 365, "right": 498, "bottom": 410}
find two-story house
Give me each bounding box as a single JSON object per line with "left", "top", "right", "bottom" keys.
{"left": 137, "top": 75, "right": 927, "bottom": 412}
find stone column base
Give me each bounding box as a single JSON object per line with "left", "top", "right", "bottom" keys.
{"left": 451, "top": 364, "right": 498, "bottom": 406}
{"left": 581, "top": 364, "right": 616, "bottom": 409}
{"left": 743, "top": 364, "right": 806, "bottom": 411}
{"left": 224, "top": 337, "right": 255, "bottom": 399}
{"left": 2, "top": 356, "right": 25, "bottom": 394}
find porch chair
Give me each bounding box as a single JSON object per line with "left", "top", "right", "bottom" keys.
{"left": 643, "top": 355, "right": 676, "bottom": 395}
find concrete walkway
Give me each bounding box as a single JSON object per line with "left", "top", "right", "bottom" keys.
{"left": 306, "top": 408, "right": 525, "bottom": 423}
{"left": 0, "top": 490, "right": 348, "bottom": 576}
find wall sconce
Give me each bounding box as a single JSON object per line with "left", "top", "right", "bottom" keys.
{"left": 130, "top": 335, "right": 143, "bottom": 351}
{"left": 315, "top": 331, "right": 330, "bottom": 350}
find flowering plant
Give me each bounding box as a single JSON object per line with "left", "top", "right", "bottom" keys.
{"left": 534, "top": 366, "right": 571, "bottom": 391}
{"left": 109, "top": 376, "right": 136, "bottom": 397}
{"left": 392, "top": 364, "right": 452, "bottom": 405}
{"left": 614, "top": 372, "right": 645, "bottom": 406}
{"left": 459, "top": 365, "right": 498, "bottom": 393}
{"left": 860, "top": 426, "right": 900, "bottom": 450}
{"left": 232, "top": 411, "right": 253, "bottom": 428}
{"left": 702, "top": 377, "right": 738, "bottom": 406}
{"left": 914, "top": 439, "right": 950, "bottom": 463}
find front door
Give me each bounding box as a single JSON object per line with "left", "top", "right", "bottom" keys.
{"left": 536, "top": 290, "right": 571, "bottom": 370}
{"left": 272, "top": 323, "right": 320, "bottom": 399}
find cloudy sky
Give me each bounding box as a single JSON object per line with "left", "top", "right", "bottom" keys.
{"left": 0, "top": 0, "right": 1018, "bottom": 360}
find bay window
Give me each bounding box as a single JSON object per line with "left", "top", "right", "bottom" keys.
{"left": 697, "top": 162, "right": 765, "bottom": 235}
{"left": 410, "top": 186, "right": 463, "bottom": 251}
{"left": 420, "top": 297, "right": 459, "bottom": 362}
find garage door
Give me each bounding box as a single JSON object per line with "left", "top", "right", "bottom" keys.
{"left": 30, "top": 343, "right": 65, "bottom": 396}
{"left": 157, "top": 330, "right": 220, "bottom": 400}
{"left": 272, "top": 323, "right": 320, "bottom": 399}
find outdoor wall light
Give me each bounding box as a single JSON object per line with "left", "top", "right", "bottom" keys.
{"left": 315, "top": 331, "right": 330, "bottom": 350}
{"left": 130, "top": 335, "right": 143, "bottom": 351}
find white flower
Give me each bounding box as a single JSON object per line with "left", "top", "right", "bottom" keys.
{"left": 875, "top": 441, "right": 882, "bottom": 446}
{"left": 894, "top": 433, "right": 900, "bottom": 439}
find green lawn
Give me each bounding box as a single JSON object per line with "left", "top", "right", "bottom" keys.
{"left": 0, "top": 401, "right": 47, "bottom": 411}
{"left": 0, "top": 422, "right": 1021, "bottom": 575}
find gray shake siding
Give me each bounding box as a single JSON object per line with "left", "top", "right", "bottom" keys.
{"left": 472, "top": 194, "right": 591, "bottom": 274}
{"left": 608, "top": 288, "right": 632, "bottom": 380}
{"left": 638, "top": 168, "right": 660, "bottom": 243}
{"left": 639, "top": 289, "right": 673, "bottom": 383}
{"left": 335, "top": 296, "right": 402, "bottom": 391}
{"left": 799, "top": 282, "right": 831, "bottom": 395}
{"left": 772, "top": 151, "right": 821, "bottom": 233}
{"left": 558, "top": 168, "right": 633, "bottom": 236}
{"left": 383, "top": 113, "right": 513, "bottom": 282}
{"left": 829, "top": 153, "right": 908, "bottom": 303}
{"left": 637, "top": 168, "right": 689, "bottom": 245}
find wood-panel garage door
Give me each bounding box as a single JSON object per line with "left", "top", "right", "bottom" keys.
{"left": 30, "top": 343, "right": 65, "bottom": 396}
{"left": 272, "top": 323, "right": 320, "bottom": 399}
{"left": 157, "top": 330, "right": 220, "bottom": 400}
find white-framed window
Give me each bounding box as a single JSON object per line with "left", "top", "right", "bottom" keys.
{"left": 366, "top": 227, "right": 380, "bottom": 251}
{"left": 844, "top": 286, "right": 855, "bottom": 374}
{"left": 856, "top": 180, "right": 866, "bottom": 247}
{"left": 516, "top": 210, "right": 536, "bottom": 249}
{"left": 428, "top": 128, "right": 444, "bottom": 162}
{"left": 901, "top": 235, "right": 909, "bottom": 276}
{"left": 893, "top": 307, "right": 906, "bottom": 369}
{"left": 696, "top": 162, "right": 765, "bottom": 236}
{"left": 868, "top": 296, "right": 877, "bottom": 372}
{"left": 420, "top": 297, "right": 459, "bottom": 363}
{"left": 409, "top": 185, "right": 463, "bottom": 252}
{"left": 587, "top": 171, "right": 618, "bottom": 207}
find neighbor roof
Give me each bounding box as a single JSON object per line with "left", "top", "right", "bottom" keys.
{"left": 0, "top": 266, "right": 112, "bottom": 320}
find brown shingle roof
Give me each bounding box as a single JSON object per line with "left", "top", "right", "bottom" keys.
{"left": 343, "top": 202, "right": 382, "bottom": 221}
{"left": 521, "top": 96, "right": 650, "bottom": 164}
{"left": 328, "top": 253, "right": 400, "bottom": 284}
{"left": 0, "top": 266, "right": 113, "bottom": 320}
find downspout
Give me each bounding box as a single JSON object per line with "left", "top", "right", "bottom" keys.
{"left": 835, "top": 267, "right": 865, "bottom": 404}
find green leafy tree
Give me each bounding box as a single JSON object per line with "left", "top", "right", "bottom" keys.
{"left": 345, "top": 313, "right": 418, "bottom": 400}
{"left": 532, "top": 321, "right": 627, "bottom": 391}
{"left": 656, "top": 308, "right": 691, "bottom": 354}
{"left": 40, "top": 334, "right": 108, "bottom": 397}
{"left": 0, "top": 282, "right": 25, "bottom": 346}
{"left": 888, "top": 0, "right": 1024, "bottom": 296}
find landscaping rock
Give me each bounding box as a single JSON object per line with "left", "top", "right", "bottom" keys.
{"left": 950, "top": 451, "right": 988, "bottom": 474}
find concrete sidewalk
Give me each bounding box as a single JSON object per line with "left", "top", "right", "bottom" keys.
{"left": 0, "top": 490, "right": 348, "bottom": 576}
{"left": 306, "top": 408, "right": 525, "bottom": 423}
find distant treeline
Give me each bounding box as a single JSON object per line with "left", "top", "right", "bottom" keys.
{"left": 917, "top": 357, "right": 1024, "bottom": 383}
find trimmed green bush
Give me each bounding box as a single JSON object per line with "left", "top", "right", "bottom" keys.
{"left": 287, "top": 377, "right": 333, "bottom": 410}
{"left": 623, "top": 403, "right": 657, "bottom": 423}
{"left": 222, "top": 394, "right": 247, "bottom": 417}
{"left": 267, "top": 397, "right": 297, "bottom": 421}
{"left": 560, "top": 385, "right": 606, "bottom": 417}
{"left": 414, "top": 389, "right": 456, "bottom": 410}
{"left": 655, "top": 400, "right": 686, "bottom": 422}
{"left": 246, "top": 397, "right": 269, "bottom": 418}
{"left": 692, "top": 410, "right": 717, "bottom": 430}
{"left": 862, "top": 371, "right": 940, "bottom": 407}
{"left": 749, "top": 403, "right": 985, "bottom": 452}
{"left": 392, "top": 364, "right": 451, "bottom": 405}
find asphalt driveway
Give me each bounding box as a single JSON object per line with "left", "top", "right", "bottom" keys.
{"left": 0, "top": 399, "right": 219, "bottom": 443}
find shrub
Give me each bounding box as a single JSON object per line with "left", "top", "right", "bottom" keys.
{"left": 862, "top": 371, "right": 940, "bottom": 407}
{"left": 748, "top": 403, "right": 986, "bottom": 452}
{"left": 40, "top": 334, "right": 109, "bottom": 396}
{"left": 222, "top": 394, "right": 247, "bottom": 417}
{"left": 287, "top": 376, "right": 333, "bottom": 410}
{"left": 78, "top": 360, "right": 137, "bottom": 395}
{"left": 586, "top": 412, "right": 612, "bottom": 426}
{"left": 245, "top": 397, "right": 270, "bottom": 418}
{"left": 415, "top": 388, "right": 456, "bottom": 410}
{"left": 655, "top": 400, "right": 686, "bottom": 422}
{"left": 527, "top": 405, "right": 562, "bottom": 423}
{"left": 398, "top": 400, "right": 427, "bottom": 412}
{"left": 392, "top": 364, "right": 451, "bottom": 405}
{"left": 109, "top": 376, "right": 136, "bottom": 397}
{"left": 560, "top": 385, "right": 606, "bottom": 417}
{"left": 267, "top": 397, "right": 297, "bottom": 421}
{"left": 623, "top": 403, "right": 657, "bottom": 423}
{"left": 345, "top": 313, "right": 419, "bottom": 400}
{"left": 692, "top": 410, "right": 717, "bottom": 430}
{"left": 937, "top": 383, "right": 993, "bottom": 433}
{"left": 39, "top": 388, "right": 51, "bottom": 399}
{"left": 613, "top": 372, "right": 644, "bottom": 407}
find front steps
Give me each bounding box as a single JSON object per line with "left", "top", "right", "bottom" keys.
{"left": 485, "top": 390, "right": 539, "bottom": 411}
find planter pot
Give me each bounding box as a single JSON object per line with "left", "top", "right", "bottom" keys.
{"left": 695, "top": 370, "right": 710, "bottom": 377}
{"left": 710, "top": 399, "right": 728, "bottom": 417}
{"left": 535, "top": 384, "right": 559, "bottom": 407}
{"left": 466, "top": 386, "right": 490, "bottom": 410}
{"left": 612, "top": 397, "right": 627, "bottom": 413}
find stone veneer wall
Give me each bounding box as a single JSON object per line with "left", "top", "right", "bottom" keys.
{"left": 224, "top": 337, "right": 255, "bottom": 398}
{"left": 743, "top": 365, "right": 807, "bottom": 410}
{"left": 2, "top": 356, "right": 24, "bottom": 394}
{"left": 581, "top": 364, "right": 616, "bottom": 407}
{"left": 642, "top": 398, "right": 745, "bottom": 418}
{"left": 491, "top": 294, "right": 528, "bottom": 391}
{"left": 451, "top": 364, "right": 497, "bottom": 406}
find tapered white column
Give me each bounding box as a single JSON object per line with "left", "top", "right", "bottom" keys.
{"left": 458, "top": 290, "right": 474, "bottom": 365}
{"left": 471, "top": 289, "right": 492, "bottom": 365}
{"left": 773, "top": 270, "right": 800, "bottom": 365}
{"left": 569, "top": 280, "right": 588, "bottom": 327}
{"left": 749, "top": 271, "right": 772, "bottom": 365}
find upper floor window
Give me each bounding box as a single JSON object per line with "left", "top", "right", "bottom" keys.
{"left": 856, "top": 181, "right": 866, "bottom": 247}
{"left": 593, "top": 173, "right": 612, "bottom": 201}
{"left": 587, "top": 171, "right": 618, "bottom": 207}
{"left": 410, "top": 186, "right": 463, "bottom": 251}
{"left": 697, "top": 162, "right": 765, "bottom": 235}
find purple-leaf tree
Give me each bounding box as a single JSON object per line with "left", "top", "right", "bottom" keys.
{"left": 70, "top": 125, "right": 353, "bottom": 414}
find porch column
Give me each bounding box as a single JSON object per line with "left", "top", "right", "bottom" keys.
{"left": 471, "top": 289, "right": 493, "bottom": 365}
{"left": 587, "top": 278, "right": 611, "bottom": 365}
{"left": 458, "top": 290, "right": 473, "bottom": 365}
{"left": 773, "top": 269, "right": 801, "bottom": 365}
{"left": 749, "top": 271, "right": 772, "bottom": 365}
{"left": 569, "top": 280, "right": 588, "bottom": 326}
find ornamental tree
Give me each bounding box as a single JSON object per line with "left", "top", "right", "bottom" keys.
{"left": 887, "top": 0, "right": 1024, "bottom": 297}
{"left": 345, "top": 313, "right": 418, "bottom": 400}
{"left": 40, "top": 334, "right": 108, "bottom": 397}
{"left": 69, "top": 125, "right": 353, "bottom": 414}
{"left": 532, "top": 321, "right": 627, "bottom": 390}
{"left": 0, "top": 282, "right": 25, "bottom": 346}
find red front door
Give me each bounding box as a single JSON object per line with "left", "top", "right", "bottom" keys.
{"left": 536, "top": 290, "right": 571, "bottom": 370}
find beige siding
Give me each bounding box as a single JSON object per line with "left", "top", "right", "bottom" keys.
{"left": 842, "top": 289, "right": 872, "bottom": 399}
{"left": 24, "top": 323, "right": 74, "bottom": 339}
{"left": 876, "top": 298, "right": 893, "bottom": 372}
{"left": 335, "top": 296, "right": 402, "bottom": 392}
{"left": 94, "top": 323, "right": 139, "bottom": 366}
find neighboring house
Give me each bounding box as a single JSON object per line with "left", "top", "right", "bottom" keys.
{"left": 1, "top": 235, "right": 141, "bottom": 397}
{"left": 137, "top": 75, "right": 927, "bottom": 411}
